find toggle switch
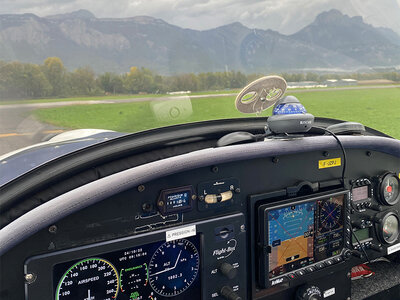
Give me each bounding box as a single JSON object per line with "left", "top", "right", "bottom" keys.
{"left": 205, "top": 191, "right": 233, "bottom": 204}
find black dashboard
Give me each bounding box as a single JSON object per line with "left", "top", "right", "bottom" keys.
{"left": 0, "top": 118, "right": 399, "bottom": 300}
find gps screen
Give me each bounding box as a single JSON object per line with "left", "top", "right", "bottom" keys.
{"left": 266, "top": 194, "right": 344, "bottom": 278}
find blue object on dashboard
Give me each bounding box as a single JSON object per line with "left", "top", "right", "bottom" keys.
{"left": 268, "top": 95, "right": 314, "bottom": 134}
{"left": 273, "top": 103, "right": 307, "bottom": 115}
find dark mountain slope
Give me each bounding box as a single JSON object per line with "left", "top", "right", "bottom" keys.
{"left": 1, "top": 9, "right": 399, "bottom": 73}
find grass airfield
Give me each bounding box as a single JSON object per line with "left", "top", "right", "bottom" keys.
{"left": 33, "top": 87, "right": 400, "bottom": 139}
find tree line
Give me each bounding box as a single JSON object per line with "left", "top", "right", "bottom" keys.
{"left": 1, "top": 57, "right": 399, "bottom": 100}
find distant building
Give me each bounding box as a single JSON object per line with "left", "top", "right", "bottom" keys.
{"left": 324, "top": 78, "right": 357, "bottom": 86}
{"left": 340, "top": 78, "right": 358, "bottom": 85}
{"left": 324, "top": 79, "right": 338, "bottom": 86}
{"left": 287, "top": 81, "right": 327, "bottom": 89}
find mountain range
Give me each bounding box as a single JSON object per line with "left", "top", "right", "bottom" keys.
{"left": 1, "top": 9, "right": 400, "bottom": 74}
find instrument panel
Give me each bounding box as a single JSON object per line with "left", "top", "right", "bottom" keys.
{"left": 25, "top": 214, "right": 247, "bottom": 300}
{"left": 0, "top": 134, "right": 399, "bottom": 300}
{"left": 350, "top": 173, "right": 400, "bottom": 253}
{"left": 54, "top": 237, "right": 201, "bottom": 300}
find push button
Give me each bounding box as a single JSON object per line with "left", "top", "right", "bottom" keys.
{"left": 305, "top": 266, "right": 315, "bottom": 273}
{"left": 324, "top": 259, "right": 334, "bottom": 266}
{"left": 315, "top": 262, "right": 325, "bottom": 270}
{"left": 295, "top": 270, "right": 306, "bottom": 276}
{"left": 334, "top": 256, "right": 343, "bottom": 263}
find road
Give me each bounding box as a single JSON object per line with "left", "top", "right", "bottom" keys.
{"left": 0, "top": 106, "right": 63, "bottom": 156}
{"left": 0, "top": 84, "right": 399, "bottom": 156}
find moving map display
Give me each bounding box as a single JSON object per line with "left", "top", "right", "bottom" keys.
{"left": 265, "top": 194, "right": 344, "bottom": 279}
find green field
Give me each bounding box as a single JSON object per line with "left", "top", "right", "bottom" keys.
{"left": 34, "top": 87, "right": 400, "bottom": 138}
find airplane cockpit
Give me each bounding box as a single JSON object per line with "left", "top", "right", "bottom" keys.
{"left": 0, "top": 76, "right": 399, "bottom": 300}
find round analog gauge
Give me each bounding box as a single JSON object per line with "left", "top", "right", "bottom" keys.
{"left": 379, "top": 173, "right": 400, "bottom": 206}
{"left": 148, "top": 239, "right": 199, "bottom": 297}
{"left": 55, "top": 258, "right": 119, "bottom": 300}
{"left": 319, "top": 199, "right": 342, "bottom": 231}
{"left": 380, "top": 213, "right": 400, "bottom": 244}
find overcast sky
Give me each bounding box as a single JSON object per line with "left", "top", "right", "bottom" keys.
{"left": 1, "top": 0, "right": 400, "bottom": 34}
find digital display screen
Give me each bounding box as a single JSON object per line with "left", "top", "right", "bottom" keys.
{"left": 53, "top": 236, "right": 200, "bottom": 300}
{"left": 165, "top": 191, "right": 191, "bottom": 211}
{"left": 266, "top": 194, "right": 344, "bottom": 279}
{"left": 352, "top": 228, "right": 371, "bottom": 244}
{"left": 352, "top": 186, "right": 369, "bottom": 202}
{"left": 158, "top": 186, "right": 193, "bottom": 215}
{"left": 268, "top": 202, "right": 315, "bottom": 276}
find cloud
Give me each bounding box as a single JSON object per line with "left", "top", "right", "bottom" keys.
{"left": 0, "top": 0, "right": 399, "bottom": 34}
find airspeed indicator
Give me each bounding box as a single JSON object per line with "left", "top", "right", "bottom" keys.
{"left": 55, "top": 258, "right": 119, "bottom": 300}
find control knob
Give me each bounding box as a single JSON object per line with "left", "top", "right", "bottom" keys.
{"left": 342, "top": 249, "right": 352, "bottom": 260}
{"left": 219, "top": 263, "right": 238, "bottom": 279}
{"left": 296, "top": 285, "right": 322, "bottom": 300}
{"left": 220, "top": 286, "right": 242, "bottom": 300}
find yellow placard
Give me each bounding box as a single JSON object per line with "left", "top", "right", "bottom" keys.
{"left": 318, "top": 158, "right": 341, "bottom": 169}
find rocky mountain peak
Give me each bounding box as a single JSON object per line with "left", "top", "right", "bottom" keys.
{"left": 314, "top": 9, "right": 364, "bottom": 25}
{"left": 46, "top": 9, "right": 96, "bottom": 20}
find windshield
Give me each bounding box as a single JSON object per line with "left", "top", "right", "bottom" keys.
{"left": 0, "top": 1, "right": 400, "bottom": 157}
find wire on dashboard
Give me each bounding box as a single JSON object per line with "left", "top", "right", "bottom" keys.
{"left": 315, "top": 127, "right": 371, "bottom": 262}
{"left": 314, "top": 127, "right": 347, "bottom": 185}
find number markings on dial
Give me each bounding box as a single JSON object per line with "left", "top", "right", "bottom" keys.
{"left": 55, "top": 258, "right": 119, "bottom": 300}
{"left": 148, "top": 239, "right": 199, "bottom": 297}
{"left": 319, "top": 199, "right": 342, "bottom": 230}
